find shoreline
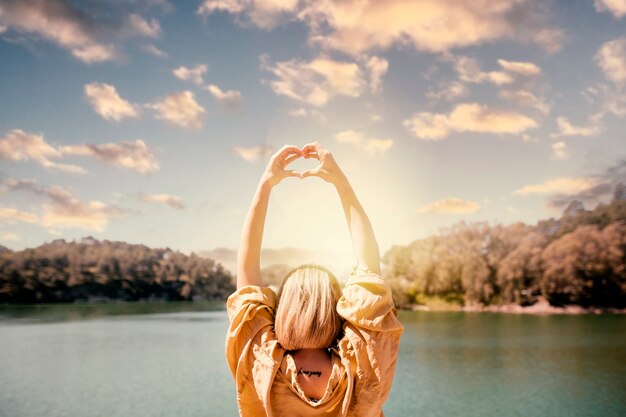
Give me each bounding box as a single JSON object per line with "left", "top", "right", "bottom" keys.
{"left": 400, "top": 298, "right": 626, "bottom": 315}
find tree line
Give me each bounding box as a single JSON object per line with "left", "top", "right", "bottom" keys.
{"left": 383, "top": 188, "right": 626, "bottom": 309}
{"left": 0, "top": 237, "right": 235, "bottom": 303}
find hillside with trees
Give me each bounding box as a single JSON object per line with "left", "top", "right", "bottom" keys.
{"left": 383, "top": 184, "right": 626, "bottom": 310}
{"left": 0, "top": 237, "right": 234, "bottom": 303}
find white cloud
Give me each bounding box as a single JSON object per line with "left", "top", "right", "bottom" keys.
{"left": 364, "top": 56, "right": 389, "bottom": 92}
{"left": 552, "top": 117, "right": 601, "bottom": 138}
{"left": 261, "top": 54, "right": 387, "bottom": 106}
{"left": 173, "top": 64, "right": 208, "bottom": 85}
{"left": 404, "top": 103, "right": 537, "bottom": 140}
{"left": 584, "top": 83, "right": 626, "bottom": 120}
{"left": 233, "top": 145, "right": 275, "bottom": 162}
{"left": 40, "top": 187, "right": 123, "bottom": 231}
{"left": 417, "top": 198, "right": 481, "bottom": 214}
{"left": 1, "top": 178, "right": 124, "bottom": 232}
{"left": 500, "top": 90, "right": 551, "bottom": 115}
{"left": 552, "top": 141, "right": 568, "bottom": 160}
{"left": 0, "top": 232, "right": 19, "bottom": 241}
{"left": 84, "top": 83, "right": 139, "bottom": 122}
{"left": 206, "top": 84, "right": 243, "bottom": 108}
{"left": 61, "top": 140, "right": 159, "bottom": 174}
{"left": 143, "top": 44, "right": 169, "bottom": 58}
{"left": 287, "top": 107, "right": 326, "bottom": 123}
{"left": 594, "top": 0, "right": 626, "bottom": 18}
{"left": 427, "top": 81, "right": 469, "bottom": 102}
{"left": 335, "top": 130, "right": 393, "bottom": 155}
{"left": 0, "top": 0, "right": 163, "bottom": 63}
{"left": 71, "top": 44, "right": 118, "bottom": 64}
{"left": 139, "top": 194, "right": 185, "bottom": 209}
{"left": 301, "top": 0, "right": 562, "bottom": 55}
{"left": 0, "top": 129, "right": 85, "bottom": 173}
{"left": 127, "top": 13, "right": 161, "bottom": 38}
{"left": 497, "top": 59, "right": 541, "bottom": 77}
{"left": 596, "top": 37, "right": 626, "bottom": 85}
{"left": 513, "top": 177, "right": 600, "bottom": 196}
{"left": 148, "top": 91, "right": 205, "bottom": 128}
{"left": 0, "top": 207, "right": 38, "bottom": 224}
{"left": 453, "top": 56, "right": 541, "bottom": 86}
{"left": 198, "top": 0, "right": 298, "bottom": 29}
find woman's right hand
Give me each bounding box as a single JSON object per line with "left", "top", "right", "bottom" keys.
{"left": 299, "top": 142, "right": 347, "bottom": 186}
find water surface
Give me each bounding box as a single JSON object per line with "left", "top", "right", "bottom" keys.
{"left": 0, "top": 304, "right": 624, "bottom": 417}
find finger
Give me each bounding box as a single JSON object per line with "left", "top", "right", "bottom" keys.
{"left": 279, "top": 145, "right": 301, "bottom": 157}
{"left": 272, "top": 145, "right": 300, "bottom": 162}
{"left": 302, "top": 143, "right": 320, "bottom": 159}
{"left": 283, "top": 153, "right": 301, "bottom": 166}
{"left": 299, "top": 169, "right": 319, "bottom": 179}
{"left": 284, "top": 170, "right": 300, "bottom": 178}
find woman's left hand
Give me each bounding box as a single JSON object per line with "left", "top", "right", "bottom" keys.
{"left": 261, "top": 145, "right": 302, "bottom": 187}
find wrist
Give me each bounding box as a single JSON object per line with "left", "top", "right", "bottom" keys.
{"left": 332, "top": 172, "right": 350, "bottom": 190}
{"left": 258, "top": 174, "right": 275, "bottom": 192}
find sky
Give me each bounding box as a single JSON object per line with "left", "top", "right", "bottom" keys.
{"left": 0, "top": 0, "right": 625, "bottom": 270}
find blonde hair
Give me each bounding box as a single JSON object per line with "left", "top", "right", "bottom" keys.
{"left": 275, "top": 264, "right": 342, "bottom": 351}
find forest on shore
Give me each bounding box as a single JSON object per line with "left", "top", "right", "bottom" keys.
{"left": 384, "top": 186, "right": 626, "bottom": 310}
{"left": 1, "top": 185, "right": 625, "bottom": 309}
{"left": 0, "top": 238, "right": 234, "bottom": 303}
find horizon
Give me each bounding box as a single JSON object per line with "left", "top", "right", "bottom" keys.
{"left": 1, "top": 0, "right": 625, "bottom": 266}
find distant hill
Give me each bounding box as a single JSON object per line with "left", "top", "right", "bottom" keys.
{"left": 0, "top": 237, "right": 235, "bottom": 304}
{"left": 199, "top": 247, "right": 355, "bottom": 279}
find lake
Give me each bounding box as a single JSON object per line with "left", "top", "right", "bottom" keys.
{"left": 0, "top": 303, "right": 624, "bottom": 417}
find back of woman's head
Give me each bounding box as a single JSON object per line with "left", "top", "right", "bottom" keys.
{"left": 275, "top": 264, "right": 342, "bottom": 351}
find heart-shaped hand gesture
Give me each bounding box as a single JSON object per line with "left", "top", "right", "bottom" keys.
{"left": 262, "top": 142, "right": 345, "bottom": 187}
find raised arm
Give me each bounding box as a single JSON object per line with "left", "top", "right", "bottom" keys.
{"left": 237, "top": 145, "right": 302, "bottom": 288}
{"left": 300, "top": 142, "right": 381, "bottom": 275}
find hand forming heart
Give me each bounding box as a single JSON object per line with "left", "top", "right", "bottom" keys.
{"left": 261, "top": 142, "right": 345, "bottom": 187}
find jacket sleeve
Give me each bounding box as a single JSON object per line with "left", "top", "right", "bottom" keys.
{"left": 336, "top": 266, "right": 404, "bottom": 408}
{"left": 225, "top": 285, "right": 277, "bottom": 381}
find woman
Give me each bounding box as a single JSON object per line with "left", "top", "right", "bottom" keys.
{"left": 226, "top": 142, "right": 403, "bottom": 417}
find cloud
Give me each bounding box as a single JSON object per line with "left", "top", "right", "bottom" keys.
{"left": 301, "top": 0, "right": 562, "bottom": 55}
{"left": 173, "top": 64, "right": 208, "bottom": 85}
{"left": 233, "top": 145, "right": 274, "bottom": 162}
{"left": 84, "top": 83, "right": 140, "bottom": 122}
{"left": 512, "top": 160, "right": 626, "bottom": 209}
{"left": 403, "top": 103, "right": 537, "bottom": 140}
{"left": 0, "top": 129, "right": 85, "bottom": 173}
{"left": 417, "top": 198, "right": 481, "bottom": 214}
{"left": 0, "top": 232, "right": 19, "bottom": 241}
{"left": 0, "top": 207, "right": 38, "bottom": 224}
{"left": 288, "top": 107, "right": 326, "bottom": 123}
{"left": 583, "top": 83, "right": 626, "bottom": 119}
{"left": 453, "top": 56, "right": 541, "bottom": 86}
{"left": 595, "top": 0, "right": 626, "bottom": 18}
{"left": 198, "top": 0, "right": 298, "bottom": 29}
{"left": 261, "top": 54, "right": 387, "bottom": 106}
{"left": 500, "top": 90, "right": 551, "bottom": 115}
{"left": 1, "top": 178, "right": 125, "bottom": 231}
{"left": 426, "top": 81, "right": 469, "bottom": 102}
{"left": 148, "top": 91, "right": 205, "bottom": 128}
{"left": 139, "top": 194, "right": 185, "bottom": 209}
{"left": 0, "top": 0, "right": 164, "bottom": 63}
{"left": 61, "top": 140, "right": 159, "bottom": 174}
{"left": 552, "top": 117, "right": 601, "bottom": 138}
{"left": 206, "top": 84, "right": 243, "bottom": 108}
{"left": 40, "top": 188, "right": 124, "bottom": 231}
{"left": 334, "top": 130, "right": 393, "bottom": 155}
{"left": 364, "top": 56, "right": 389, "bottom": 92}
{"left": 596, "top": 36, "right": 626, "bottom": 85}
{"left": 552, "top": 141, "right": 568, "bottom": 160}
{"left": 513, "top": 177, "right": 600, "bottom": 196}
{"left": 143, "top": 43, "right": 168, "bottom": 58}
